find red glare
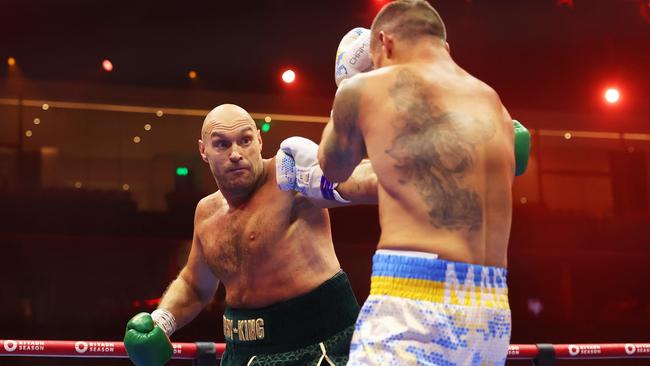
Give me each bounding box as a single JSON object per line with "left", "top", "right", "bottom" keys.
{"left": 372, "top": 0, "right": 391, "bottom": 12}
{"left": 132, "top": 297, "right": 161, "bottom": 308}
{"left": 556, "top": 0, "right": 574, "bottom": 8}
{"left": 144, "top": 297, "right": 161, "bottom": 307}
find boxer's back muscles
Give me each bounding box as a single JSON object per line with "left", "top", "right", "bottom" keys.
{"left": 358, "top": 62, "right": 514, "bottom": 267}
{"left": 195, "top": 159, "right": 341, "bottom": 308}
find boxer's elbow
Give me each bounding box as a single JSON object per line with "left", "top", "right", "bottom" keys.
{"left": 318, "top": 139, "right": 357, "bottom": 182}
{"left": 321, "top": 156, "right": 354, "bottom": 183}
{"left": 320, "top": 159, "right": 341, "bottom": 182}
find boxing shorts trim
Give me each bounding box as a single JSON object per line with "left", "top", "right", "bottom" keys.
{"left": 370, "top": 251, "right": 509, "bottom": 309}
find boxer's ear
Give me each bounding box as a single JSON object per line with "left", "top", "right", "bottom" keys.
{"left": 257, "top": 128, "right": 263, "bottom": 149}
{"left": 379, "top": 31, "right": 394, "bottom": 59}
{"left": 198, "top": 139, "right": 209, "bottom": 163}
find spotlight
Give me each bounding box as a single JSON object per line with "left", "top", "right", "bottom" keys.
{"left": 102, "top": 59, "right": 113, "bottom": 72}
{"left": 604, "top": 88, "right": 620, "bottom": 104}
{"left": 282, "top": 69, "right": 296, "bottom": 84}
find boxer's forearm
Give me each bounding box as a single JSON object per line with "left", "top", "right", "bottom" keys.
{"left": 319, "top": 122, "right": 358, "bottom": 182}
{"left": 335, "top": 159, "right": 378, "bottom": 204}
{"left": 157, "top": 271, "right": 214, "bottom": 330}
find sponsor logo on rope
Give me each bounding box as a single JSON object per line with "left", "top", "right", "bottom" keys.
{"left": 75, "top": 341, "right": 88, "bottom": 353}
{"left": 507, "top": 345, "right": 519, "bottom": 355}
{"left": 568, "top": 344, "right": 601, "bottom": 356}
{"left": 173, "top": 344, "right": 183, "bottom": 355}
{"left": 89, "top": 342, "right": 115, "bottom": 353}
{"left": 628, "top": 343, "right": 650, "bottom": 355}
{"left": 75, "top": 341, "right": 115, "bottom": 353}
{"left": 4, "top": 340, "right": 17, "bottom": 352}
{"left": 4, "top": 340, "right": 45, "bottom": 352}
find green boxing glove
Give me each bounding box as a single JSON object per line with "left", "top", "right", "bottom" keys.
{"left": 124, "top": 312, "right": 173, "bottom": 366}
{"left": 513, "top": 120, "right": 530, "bottom": 176}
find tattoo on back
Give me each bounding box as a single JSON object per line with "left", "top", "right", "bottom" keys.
{"left": 385, "top": 69, "right": 496, "bottom": 231}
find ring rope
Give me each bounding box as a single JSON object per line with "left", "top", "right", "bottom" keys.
{"left": 1, "top": 340, "right": 649, "bottom": 360}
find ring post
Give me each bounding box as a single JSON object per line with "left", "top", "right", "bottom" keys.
{"left": 193, "top": 342, "right": 217, "bottom": 366}
{"left": 534, "top": 343, "right": 556, "bottom": 366}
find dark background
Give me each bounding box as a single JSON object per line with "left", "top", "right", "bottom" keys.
{"left": 1, "top": 0, "right": 649, "bottom": 365}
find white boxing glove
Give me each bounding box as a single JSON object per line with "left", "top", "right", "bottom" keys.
{"left": 334, "top": 27, "right": 372, "bottom": 87}
{"left": 275, "top": 137, "right": 350, "bottom": 203}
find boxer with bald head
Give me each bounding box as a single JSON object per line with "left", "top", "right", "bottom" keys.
{"left": 319, "top": 0, "right": 530, "bottom": 364}
{"left": 123, "top": 104, "right": 377, "bottom": 366}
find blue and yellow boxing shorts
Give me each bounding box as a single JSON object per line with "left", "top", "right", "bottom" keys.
{"left": 348, "top": 250, "right": 511, "bottom": 366}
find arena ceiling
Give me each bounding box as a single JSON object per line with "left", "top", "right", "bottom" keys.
{"left": 1, "top": 0, "right": 649, "bottom": 114}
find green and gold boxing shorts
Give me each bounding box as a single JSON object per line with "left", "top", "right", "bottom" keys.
{"left": 221, "top": 271, "right": 360, "bottom": 366}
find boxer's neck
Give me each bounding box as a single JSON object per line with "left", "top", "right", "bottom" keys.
{"left": 390, "top": 39, "right": 450, "bottom": 66}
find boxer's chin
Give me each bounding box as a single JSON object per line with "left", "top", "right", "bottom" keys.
{"left": 219, "top": 170, "right": 256, "bottom": 193}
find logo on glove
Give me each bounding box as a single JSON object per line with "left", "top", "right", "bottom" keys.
{"left": 348, "top": 42, "right": 369, "bottom": 66}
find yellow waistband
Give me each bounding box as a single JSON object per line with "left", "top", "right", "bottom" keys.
{"left": 370, "top": 276, "right": 509, "bottom": 310}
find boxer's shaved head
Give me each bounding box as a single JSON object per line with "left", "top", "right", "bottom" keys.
{"left": 201, "top": 104, "right": 257, "bottom": 139}
{"left": 370, "top": 0, "right": 446, "bottom": 51}
{"left": 198, "top": 103, "right": 264, "bottom": 198}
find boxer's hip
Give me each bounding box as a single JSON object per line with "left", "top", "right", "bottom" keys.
{"left": 348, "top": 249, "right": 511, "bottom": 366}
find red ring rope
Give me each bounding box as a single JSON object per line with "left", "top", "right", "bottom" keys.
{"left": 507, "top": 343, "right": 650, "bottom": 359}
{"left": 0, "top": 340, "right": 224, "bottom": 359}
{"left": 1, "top": 340, "right": 649, "bottom": 360}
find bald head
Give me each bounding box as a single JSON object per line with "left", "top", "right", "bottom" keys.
{"left": 201, "top": 104, "right": 257, "bottom": 139}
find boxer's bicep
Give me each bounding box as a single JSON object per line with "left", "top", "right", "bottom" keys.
{"left": 319, "top": 79, "right": 365, "bottom": 182}
{"left": 182, "top": 230, "right": 219, "bottom": 302}
{"left": 174, "top": 201, "right": 220, "bottom": 306}
{"left": 500, "top": 104, "right": 512, "bottom": 122}
{"left": 158, "top": 218, "right": 219, "bottom": 328}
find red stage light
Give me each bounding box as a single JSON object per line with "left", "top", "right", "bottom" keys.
{"left": 144, "top": 297, "right": 161, "bottom": 307}
{"left": 604, "top": 88, "right": 620, "bottom": 104}
{"left": 102, "top": 59, "right": 113, "bottom": 72}
{"left": 556, "top": 0, "right": 574, "bottom": 8}
{"left": 282, "top": 69, "right": 296, "bottom": 84}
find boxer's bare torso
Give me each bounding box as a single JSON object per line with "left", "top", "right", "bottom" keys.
{"left": 358, "top": 61, "right": 514, "bottom": 267}
{"left": 194, "top": 159, "right": 341, "bottom": 308}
